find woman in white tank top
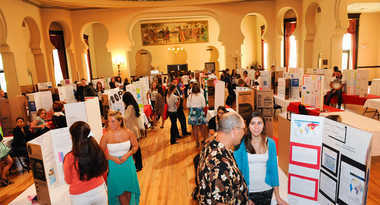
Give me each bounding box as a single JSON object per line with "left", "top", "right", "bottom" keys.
{"left": 234, "top": 111, "right": 288, "bottom": 205}
{"left": 100, "top": 111, "right": 141, "bottom": 205}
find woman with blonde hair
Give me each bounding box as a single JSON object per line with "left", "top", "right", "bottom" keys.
{"left": 100, "top": 111, "right": 140, "bottom": 205}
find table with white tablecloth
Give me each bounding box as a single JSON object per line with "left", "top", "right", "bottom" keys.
{"left": 273, "top": 95, "right": 300, "bottom": 113}
{"left": 370, "top": 78, "right": 380, "bottom": 96}
{"left": 10, "top": 183, "right": 70, "bottom": 205}
{"left": 363, "top": 98, "right": 380, "bottom": 119}
{"left": 320, "top": 111, "right": 380, "bottom": 156}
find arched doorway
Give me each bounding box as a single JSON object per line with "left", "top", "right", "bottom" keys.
{"left": 23, "top": 17, "right": 47, "bottom": 83}
{"left": 49, "top": 22, "right": 70, "bottom": 84}
{"left": 81, "top": 23, "right": 113, "bottom": 80}
{"left": 304, "top": 3, "right": 322, "bottom": 68}
{"left": 135, "top": 49, "right": 152, "bottom": 77}
{"left": 240, "top": 13, "right": 268, "bottom": 70}
{"left": 282, "top": 9, "right": 298, "bottom": 69}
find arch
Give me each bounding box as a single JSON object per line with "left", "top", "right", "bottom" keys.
{"left": 304, "top": 2, "right": 322, "bottom": 68}
{"left": 48, "top": 21, "right": 73, "bottom": 48}
{"left": 80, "top": 22, "right": 113, "bottom": 79}
{"left": 23, "top": 17, "right": 41, "bottom": 50}
{"left": 240, "top": 13, "right": 268, "bottom": 69}
{"left": 276, "top": 7, "right": 299, "bottom": 36}
{"left": 0, "top": 9, "right": 6, "bottom": 45}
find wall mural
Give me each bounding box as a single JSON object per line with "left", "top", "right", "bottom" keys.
{"left": 141, "top": 21, "right": 209, "bottom": 46}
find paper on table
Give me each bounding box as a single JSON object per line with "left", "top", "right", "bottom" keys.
{"left": 291, "top": 146, "right": 319, "bottom": 165}
{"left": 289, "top": 175, "right": 317, "bottom": 198}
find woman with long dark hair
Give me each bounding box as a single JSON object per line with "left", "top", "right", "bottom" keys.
{"left": 122, "top": 92, "right": 143, "bottom": 171}
{"left": 63, "top": 121, "right": 108, "bottom": 205}
{"left": 100, "top": 111, "right": 140, "bottom": 205}
{"left": 122, "top": 92, "right": 141, "bottom": 139}
{"left": 234, "top": 112, "right": 287, "bottom": 205}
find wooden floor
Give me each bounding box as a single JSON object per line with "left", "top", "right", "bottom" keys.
{"left": 1, "top": 105, "right": 380, "bottom": 204}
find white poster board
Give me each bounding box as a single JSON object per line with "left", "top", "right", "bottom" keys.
{"left": 27, "top": 91, "right": 53, "bottom": 114}
{"left": 37, "top": 82, "right": 53, "bottom": 91}
{"left": 288, "top": 114, "right": 372, "bottom": 205}
{"left": 58, "top": 84, "right": 76, "bottom": 103}
{"left": 64, "top": 98, "right": 102, "bottom": 142}
{"left": 214, "top": 80, "right": 225, "bottom": 110}
{"left": 104, "top": 88, "right": 125, "bottom": 116}
{"left": 259, "top": 70, "right": 271, "bottom": 90}
{"left": 302, "top": 74, "right": 324, "bottom": 109}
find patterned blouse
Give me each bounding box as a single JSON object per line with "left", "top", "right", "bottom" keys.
{"left": 197, "top": 140, "right": 249, "bottom": 205}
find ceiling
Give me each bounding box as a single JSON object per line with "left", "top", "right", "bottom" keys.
{"left": 24, "top": 0, "right": 271, "bottom": 10}
{"left": 348, "top": 2, "right": 380, "bottom": 13}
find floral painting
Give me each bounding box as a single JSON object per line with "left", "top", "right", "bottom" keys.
{"left": 141, "top": 21, "right": 209, "bottom": 46}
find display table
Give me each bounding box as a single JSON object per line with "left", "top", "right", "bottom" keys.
{"left": 273, "top": 95, "right": 300, "bottom": 113}
{"left": 320, "top": 111, "right": 380, "bottom": 156}
{"left": 287, "top": 102, "right": 342, "bottom": 116}
{"left": 370, "top": 78, "right": 380, "bottom": 96}
{"left": 327, "top": 93, "right": 380, "bottom": 105}
{"left": 363, "top": 98, "right": 380, "bottom": 119}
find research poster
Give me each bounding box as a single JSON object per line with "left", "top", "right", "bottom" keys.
{"left": 289, "top": 114, "right": 372, "bottom": 205}
{"left": 58, "top": 84, "right": 76, "bottom": 103}
{"left": 319, "top": 118, "right": 372, "bottom": 205}
{"left": 214, "top": 80, "right": 225, "bottom": 110}
{"left": 301, "top": 74, "right": 324, "bottom": 109}
{"left": 104, "top": 88, "right": 125, "bottom": 116}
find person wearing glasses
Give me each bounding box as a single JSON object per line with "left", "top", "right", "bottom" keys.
{"left": 234, "top": 112, "right": 287, "bottom": 205}
{"left": 196, "top": 112, "right": 253, "bottom": 205}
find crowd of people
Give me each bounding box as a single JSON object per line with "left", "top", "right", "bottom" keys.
{"left": 0, "top": 67, "right": 292, "bottom": 204}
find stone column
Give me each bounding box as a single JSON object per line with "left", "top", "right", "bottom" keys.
{"left": 31, "top": 48, "right": 48, "bottom": 83}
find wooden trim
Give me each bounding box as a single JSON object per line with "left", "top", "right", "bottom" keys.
{"left": 49, "top": 30, "right": 64, "bottom": 35}
{"left": 357, "top": 66, "right": 380, "bottom": 69}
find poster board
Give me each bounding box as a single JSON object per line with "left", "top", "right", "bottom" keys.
{"left": 288, "top": 114, "right": 372, "bottom": 205}
{"left": 64, "top": 98, "right": 102, "bottom": 142}
{"left": 302, "top": 74, "right": 324, "bottom": 109}
{"left": 26, "top": 91, "right": 53, "bottom": 119}
{"left": 214, "top": 80, "right": 225, "bottom": 110}
{"left": 37, "top": 82, "right": 53, "bottom": 91}
{"left": 58, "top": 84, "right": 76, "bottom": 103}
{"left": 104, "top": 88, "right": 125, "bottom": 116}
{"left": 235, "top": 88, "right": 254, "bottom": 114}
{"left": 259, "top": 71, "right": 271, "bottom": 90}
{"left": 27, "top": 128, "right": 71, "bottom": 205}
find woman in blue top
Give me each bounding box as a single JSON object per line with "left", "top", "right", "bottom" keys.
{"left": 234, "top": 111, "right": 287, "bottom": 205}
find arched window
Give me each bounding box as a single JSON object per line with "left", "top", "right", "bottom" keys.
{"left": 342, "top": 33, "right": 352, "bottom": 70}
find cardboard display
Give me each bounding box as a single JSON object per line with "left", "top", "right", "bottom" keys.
{"left": 235, "top": 88, "right": 254, "bottom": 117}
{"left": 214, "top": 80, "right": 225, "bottom": 110}
{"left": 27, "top": 128, "right": 71, "bottom": 205}
{"left": 256, "top": 89, "right": 273, "bottom": 108}
{"left": 37, "top": 82, "right": 53, "bottom": 91}
{"left": 288, "top": 114, "right": 372, "bottom": 205}
{"left": 259, "top": 71, "right": 271, "bottom": 90}
{"left": 58, "top": 84, "right": 76, "bottom": 103}
{"left": 64, "top": 98, "right": 102, "bottom": 142}
{"left": 26, "top": 91, "right": 53, "bottom": 119}
{"left": 301, "top": 74, "right": 324, "bottom": 109}
{"left": 104, "top": 88, "right": 125, "bottom": 116}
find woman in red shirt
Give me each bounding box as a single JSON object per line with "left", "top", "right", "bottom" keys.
{"left": 64, "top": 121, "right": 108, "bottom": 205}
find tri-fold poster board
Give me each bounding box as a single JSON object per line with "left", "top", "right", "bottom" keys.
{"left": 288, "top": 114, "right": 372, "bottom": 205}
{"left": 301, "top": 74, "right": 324, "bottom": 109}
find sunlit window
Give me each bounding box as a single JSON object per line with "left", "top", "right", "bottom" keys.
{"left": 0, "top": 54, "right": 6, "bottom": 92}
{"left": 281, "top": 38, "right": 284, "bottom": 67}
{"left": 342, "top": 33, "right": 352, "bottom": 70}
{"left": 289, "top": 35, "right": 297, "bottom": 68}
{"left": 84, "top": 54, "right": 91, "bottom": 81}
{"left": 264, "top": 42, "right": 268, "bottom": 69}
{"left": 52, "top": 49, "right": 64, "bottom": 85}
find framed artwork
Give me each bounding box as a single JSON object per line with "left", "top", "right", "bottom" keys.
{"left": 141, "top": 21, "right": 209, "bottom": 46}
